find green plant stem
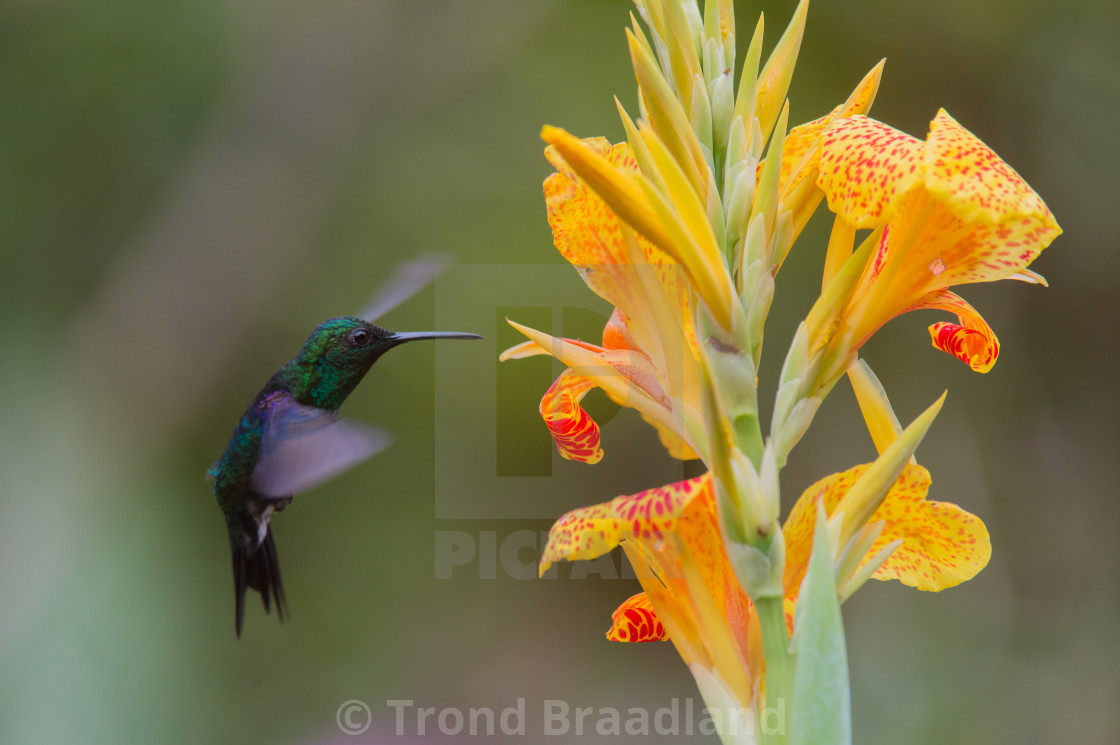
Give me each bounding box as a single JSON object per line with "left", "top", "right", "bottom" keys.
{"left": 756, "top": 595, "right": 794, "bottom": 745}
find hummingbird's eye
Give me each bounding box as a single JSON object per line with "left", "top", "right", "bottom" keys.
{"left": 349, "top": 329, "right": 370, "bottom": 346}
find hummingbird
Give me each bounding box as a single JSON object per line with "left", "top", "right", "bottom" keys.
{"left": 207, "top": 257, "right": 481, "bottom": 636}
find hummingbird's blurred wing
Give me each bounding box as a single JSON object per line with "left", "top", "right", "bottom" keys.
{"left": 358, "top": 253, "right": 451, "bottom": 322}
{"left": 252, "top": 396, "right": 393, "bottom": 498}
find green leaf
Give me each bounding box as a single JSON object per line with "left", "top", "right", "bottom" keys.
{"left": 789, "top": 502, "right": 851, "bottom": 745}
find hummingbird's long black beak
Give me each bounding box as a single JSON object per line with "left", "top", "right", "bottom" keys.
{"left": 388, "top": 331, "right": 483, "bottom": 344}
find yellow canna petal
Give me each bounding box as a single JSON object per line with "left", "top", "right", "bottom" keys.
{"left": 780, "top": 113, "right": 832, "bottom": 197}
{"left": 542, "top": 126, "right": 677, "bottom": 258}
{"left": 817, "top": 116, "right": 924, "bottom": 228}
{"left": 507, "top": 321, "right": 672, "bottom": 420}
{"left": 911, "top": 198, "right": 1061, "bottom": 287}
{"left": 540, "top": 471, "right": 754, "bottom": 695}
{"left": 777, "top": 60, "right": 885, "bottom": 201}
{"left": 544, "top": 139, "right": 673, "bottom": 311}
{"left": 498, "top": 339, "right": 551, "bottom": 361}
{"left": 908, "top": 289, "right": 1000, "bottom": 373}
{"left": 782, "top": 463, "right": 990, "bottom": 594}
{"left": 608, "top": 592, "right": 669, "bottom": 642}
{"left": 544, "top": 138, "right": 695, "bottom": 360}
{"left": 783, "top": 466, "right": 863, "bottom": 594}
{"left": 539, "top": 475, "right": 706, "bottom": 574}
{"left": 862, "top": 467, "right": 991, "bottom": 590}
{"left": 540, "top": 369, "right": 604, "bottom": 464}
{"left": 924, "top": 109, "right": 1059, "bottom": 230}
{"left": 814, "top": 110, "right": 1060, "bottom": 378}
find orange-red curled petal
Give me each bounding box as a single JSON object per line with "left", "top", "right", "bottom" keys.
{"left": 910, "top": 289, "right": 1000, "bottom": 373}
{"left": 928, "top": 322, "right": 998, "bottom": 373}
{"left": 540, "top": 370, "right": 603, "bottom": 464}
{"left": 608, "top": 593, "right": 669, "bottom": 642}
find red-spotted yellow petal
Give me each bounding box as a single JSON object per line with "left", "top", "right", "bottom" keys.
{"left": 540, "top": 474, "right": 751, "bottom": 637}
{"left": 541, "top": 472, "right": 754, "bottom": 691}
{"left": 544, "top": 140, "right": 694, "bottom": 363}
{"left": 783, "top": 463, "right": 990, "bottom": 594}
{"left": 817, "top": 116, "right": 924, "bottom": 228}
{"left": 914, "top": 202, "right": 1061, "bottom": 287}
{"left": 540, "top": 370, "right": 603, "bottom": 464}
{"left": 608, "top": 593, "right": 669, "bottom": 642}
{"left": 862, "top": 467, "right": 991, "bottom": 590}
{"left": 909, "top": 289, "right": 1000, "bottom": 373}
{"left": 778, "top": 60, "right": 884, "bottom": 198}
{"left": 540, "top": 476, "right": 703, "bottom": 572}
{"left": 821, "top": 112, "right": 1060, "bottom": 287}
{"left": 924, "top": 109, "right": 1059, "bottom": 230}
{"left": 542, "top": 129, "right": 674, "bottom": 257}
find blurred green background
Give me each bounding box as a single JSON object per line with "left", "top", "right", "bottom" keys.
{"left": 1, "top": 0, "right": 1116, "bottom": 743}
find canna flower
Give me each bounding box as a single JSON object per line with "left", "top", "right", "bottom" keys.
{"left": 500, "top": 139, "right": 705, "bottom": 463}
{"left": 808, "top": 110, "right": 1061, "bottom": 382}
{"left": 540, "top": 461, "right": 989, "bottom": 710}
{"left": 540, "top": 473, "right": 760, "bottom": 718}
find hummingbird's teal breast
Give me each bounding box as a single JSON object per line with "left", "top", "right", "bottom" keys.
{"left": 209, "top": 388, "right": 288, "bottom": 511}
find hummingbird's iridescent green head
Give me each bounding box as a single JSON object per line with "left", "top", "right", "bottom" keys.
{"left": 280, "top": 315, "right": 479, "bottom": 410}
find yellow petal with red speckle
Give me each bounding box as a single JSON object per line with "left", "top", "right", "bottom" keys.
{"left": 539, "top": 475, "right": 706, "bottom": 573}
{"left": 919, "top": 203, "right": 1060, "bottom": 287}
{"left": 540, "top": 370, "right": 603, "bottom": 464}
{"left": 924, "top": 110, "right": 1059, "bottom": 230}
{"left": 782, "top": 466, "right": 863, "bottom": 595}
{"left": 783, "top": 463, "right": 989, "bottom": 594}
{"left": 540, "top": 474, "right": 752, "bottom": 648}
{"left": 778, "top": 61, "right": 884, "bottom": 198}
{"left": 542, "top": 127, "right": 674, "bottom": 256}
{"left": 608, "top": 593, "right": 669, "bottom": 642}
{"left": 863, "top": 467, "right": 991, "bottom": 590}
{"left": 817, "top": 116, "right": 924, "bottom": 228}
{"left": 909, "top": 289, "right": 1000, "bottom": 373}
{"left": 544, "top": 139, "right": 693, "bottom": 368}
{"left": 778, "top": 112, "right": 830, "bottom": 197}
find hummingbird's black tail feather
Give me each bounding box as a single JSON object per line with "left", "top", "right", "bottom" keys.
{"left": 228, "top": 520, "right": 288, "bottom": 638}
